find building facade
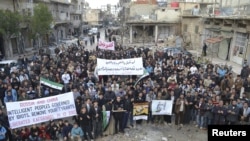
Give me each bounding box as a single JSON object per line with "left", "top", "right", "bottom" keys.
{"left": 84, "top": 9, "right": 101, "bottom": 26}
{"left": 0, "top": 0, "right": 86, "bottom": 58}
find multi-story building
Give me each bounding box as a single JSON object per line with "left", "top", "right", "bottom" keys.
{"left": 84, "top": 9, "right": 101, "bottom": 26}
{"left": 0, "top": 0, "right": 87, "bottom": 58}
{"left": 126, "top": 0, "right": 181, "bottom": 44}
{"left": 180, "top": 0, "right": 250, "bottom": 65}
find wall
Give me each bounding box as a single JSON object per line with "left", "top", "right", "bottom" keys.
{"left": 0, "top": 0, "right": 14, "bottom": 11}
{"left": 85, "top": 9, "right": 100, "bottom": 25}
{"left": 179, "top": 2, "right": 199, "bottom": 14}
{"left": 129, "top": 4, "right": 157, "bottom": 17}
{"left": 50, "top": 3, "right": 71, "bottom": 22}
{"left": 181, "top": 17, "right": 203, "bottom": 50}
{"left": 155, "top": 8, "right": 181, "bottom": 22}
{"left": 134, "top": 0, "right": 157, "bottom": 4}
{"left": 71, "top": 14, "right": 81, "bottom": 27}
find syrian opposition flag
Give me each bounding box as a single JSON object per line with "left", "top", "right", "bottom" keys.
{"left": 40, "top": 77, "right": 63, "bottom": 91}
{"left": 102, "top": 111, "right": 111, "bottom": 131}
{"left": 134, "top": 68, "right": 150, "bottom": 87}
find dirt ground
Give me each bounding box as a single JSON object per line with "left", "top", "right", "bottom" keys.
{"left": 96, "top": 122, "right": 207, "bottom": 141}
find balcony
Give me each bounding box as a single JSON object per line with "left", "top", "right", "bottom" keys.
{"left": 53, "top": 12, "right": 71, "bottom": 23}
{"left": 70, "top": 5, "right": 82, "bottom": 14}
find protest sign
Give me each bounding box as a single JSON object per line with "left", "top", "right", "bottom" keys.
{"left": 6, "top": 92, "right": 77, "bottom": 129}
{"left": 151, "top": 100, "right": 173, "bottom": 115}
{"left": 133, "top": 102, "right": 149, "bottom": 120}
{"left": 98, "top": 40, "right": 115, "bottom": 51}
{"left": 40, "top": 77, "right": 63, "bottom": 91}
{"left": 97, "top": 58, "right": 143, "bottom": 75}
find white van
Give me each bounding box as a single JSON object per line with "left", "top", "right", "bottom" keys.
{"left": 0, "top": 60, "right": 19, "bottom": 73}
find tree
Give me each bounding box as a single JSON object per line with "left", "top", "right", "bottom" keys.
{"left": 30, "top": 3, "right": 53, "bottom": 48}
{"left": 0, "top": 9, "right": 21, "bottom": 58}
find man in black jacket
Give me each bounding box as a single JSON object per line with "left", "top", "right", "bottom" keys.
{"left": 92, "top": 100, "right": 102, "bottom": 139}
{"left": 113, "top": 96, "right": 125, "bottom": 133}
{"left": 122, "top": 94, "right": 133, "bottom": 129}
{"left": 104, "top": 86, "right": 116, "bottom": 103}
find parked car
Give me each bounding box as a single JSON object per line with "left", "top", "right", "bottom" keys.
{"left": 88, "top": 27, "right": 98, "bottom": 35}
{"left": 0, "top": 60, "right": 19, "bottom": 73}
{"left": 162, "top": 47, "right": 192, "bottom": 57}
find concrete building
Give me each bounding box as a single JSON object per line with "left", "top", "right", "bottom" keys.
{"left": 70, "top": 0, "right": 85, "bottom": 36}
{"left": 85, "top": 9, "right": 101, "bottom": 26}
{"left": 126, "top": 0, "right": 181, "bottom": 44}
{"left": 180, "top": 0, "right": 250, "bottom": 66}
{"left": 0, "top": 0, "right": 87, "bottom": 57}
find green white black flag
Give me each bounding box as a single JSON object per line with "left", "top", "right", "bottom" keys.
{"left": 134, "top": 68, "right": 150, "bottom": 87}
{"left": 40, "top": 77, "right": 63, "bottom": 91}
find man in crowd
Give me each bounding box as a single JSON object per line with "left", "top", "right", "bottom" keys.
{"left": 0, "top": 35, "right": 249, "bottom": 141}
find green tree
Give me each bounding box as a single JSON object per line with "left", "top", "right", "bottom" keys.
{"left": 30, "top": 3, "right": 53, "bottom": 48}
{"left": 0, "top": 9, "right": 21, "bottom": 58}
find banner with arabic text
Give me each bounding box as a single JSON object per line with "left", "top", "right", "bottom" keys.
{"left": 98, "top": 40, "right": 115, "bottom": 50}
{"left": 97, "top": 58, "right": 143, "bottom": 75}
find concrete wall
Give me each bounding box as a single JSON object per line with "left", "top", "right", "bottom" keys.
{"left": 85, "top": 9, "right": 100, "bottom": 25}
{"left": 0, "top": 0, "right": 14, "bottom": 11}
{"left": 129, "top": 4, "right": 157, "bottom": 17}
{"left": 181, "top": 17, "right": 203, "bottom": 50}
{"left": 155, "top": 8, "right": 181, "bottom": 22}
{"left": 50, "top": 3, "right": 71, "bottom": 22}
{"left": 179, "top": 3, "right": 199, "bottom": 14}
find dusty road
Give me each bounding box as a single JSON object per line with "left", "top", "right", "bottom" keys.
{"left": 96, "top": 122, "right": 207, "bottom": 141}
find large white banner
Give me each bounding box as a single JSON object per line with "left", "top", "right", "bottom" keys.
{"left": 151, "top": 100, "right": 173, "bottom": 115}
{"left": 97, "top": 58, "right": 144, "bottom": 75}
{"left": 6, "top": 92, "right": 77, "bottom": 129}
{"left": 98, "top": 40, "right": 115, "bottom": 50}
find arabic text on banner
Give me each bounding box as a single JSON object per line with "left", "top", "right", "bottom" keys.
{"left": 97, "top": 58, "right": 144, "bottom": 75}
{"left": 6, "top": 92, "right": 77, "bottom": 129}
{"left": 151, "top": 100, "right": 173, "bottom": 115}
{"left": 98, "top": 40, "right": 115, "bottom": 51}
{"left": 133, "top": 102, "right": 149, "bottom": 120}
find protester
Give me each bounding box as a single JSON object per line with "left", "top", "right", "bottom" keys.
{"left": 0, "top": 121, "right": 7, "bottom": 141}
{"left": 71, "top": 122, "right": 84, "bottom": 141}
{"left": 0, "top": 32, "right": 249, "bottom": 141}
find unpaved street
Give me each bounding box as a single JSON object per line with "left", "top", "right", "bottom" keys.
{"left": 97, "top": 123, "right": 207, "bottom": 141}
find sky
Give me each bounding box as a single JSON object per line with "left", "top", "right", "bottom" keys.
{"left": 85, "top": 0, "right": 119, "bottom": 9}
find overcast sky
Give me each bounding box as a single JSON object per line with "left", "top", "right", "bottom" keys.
{"left": 85, "top": 0, "right": 119, "bottom": 9}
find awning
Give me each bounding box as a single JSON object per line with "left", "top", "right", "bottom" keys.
{"left": 205, "top": 36, "right": 224, "bottom": 44}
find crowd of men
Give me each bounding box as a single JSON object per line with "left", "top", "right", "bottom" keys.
{"left": 0, "top": 35, "right": 250, "bottom": 141}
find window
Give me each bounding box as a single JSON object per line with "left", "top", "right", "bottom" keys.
{"left": 195, "top": 26, "right": 199, "bottom": 34}
{"left": 183, "top": 24, "right": 188, "bottom": 32}
{"left": 66, "top": 12, "right": 68, "bottom": 17}
{"left": 233, "top": 32, "right": 248, "bottom": 57}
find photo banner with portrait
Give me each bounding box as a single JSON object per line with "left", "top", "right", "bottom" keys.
{"left": 151, "top": 100, "right": 173, "bottom": 115}
{"left": 133, "top": 102, "right": 149, "bottom": 120}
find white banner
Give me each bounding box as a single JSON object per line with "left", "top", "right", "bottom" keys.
{"left": 6, "top": 92, "right": 77, "bottom": 129}
{"left": 97, "top": 58, "right": 144, "bottom": 75}
{"left": 98, "top": 40, "right": 115, "bottom": 50}
{"left": 151, "top": 100, "right": 173, "bottom": 115}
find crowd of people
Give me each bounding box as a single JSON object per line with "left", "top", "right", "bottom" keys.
{"left": 0, "top": 33, "right": 250, "bottom": 141}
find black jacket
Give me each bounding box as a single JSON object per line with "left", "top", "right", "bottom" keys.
{"left": 92, "top": 106, "right": 102, "bottom": 121}
{"left": 79, "top": 113, "right": 91, "bottom": 126}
